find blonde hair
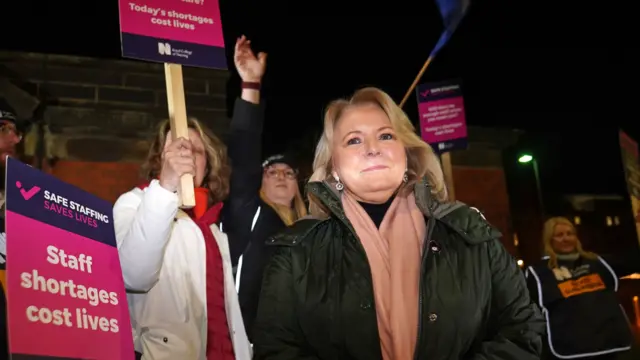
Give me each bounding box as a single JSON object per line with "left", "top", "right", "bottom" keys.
{"left": 542, "top": 216, "right": 597, "bottom": 269}
{"left": 141, "top": 118, "right": 231, "bottom": 205}
{"left": 308, "top": 87, "right": 447, "bottom": 217}
{"left": 259, "top": 188, "right": 307, "bottom": 226}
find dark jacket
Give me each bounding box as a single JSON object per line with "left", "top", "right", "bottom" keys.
{"left": 253, "top": 180, "right": 545, "bottom": 360}
{"left": 526, "top": 253, "right": 640, "bottom": 359}
{"left": 221, "top": 98, "right": 287, "bottom": 340}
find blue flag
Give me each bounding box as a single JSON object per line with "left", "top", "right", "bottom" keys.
{"left": 399, "top": 0, "right": 471, "bottom": 107}
{"left": 430, "top": 0, "right": 471, "bottom": 57}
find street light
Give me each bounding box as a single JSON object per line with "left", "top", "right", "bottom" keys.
{"left": 518, "top": 154, "right": 533, "bottom": 163}
{"left": 519, "top": 153, "right": 544, "bottom": 217}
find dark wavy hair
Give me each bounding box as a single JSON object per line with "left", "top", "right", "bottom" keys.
{"left": 141, "top": 118, "right": 231, "bottom": 205}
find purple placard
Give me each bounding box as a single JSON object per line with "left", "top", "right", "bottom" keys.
{"left": 118, "top": 0, "right": 227, "bottom": 69}
{"left": 4, "top": 158, "right": 133, "bottom": 360}
{"left": 416, "top": 80, "right": 468, "bottom": 153}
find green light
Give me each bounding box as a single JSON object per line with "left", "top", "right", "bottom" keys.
{"left": 518, "top": 154, "right": 533, "bottom": 163}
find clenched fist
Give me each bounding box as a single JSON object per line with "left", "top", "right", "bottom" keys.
{"left": 159, "top": 137, "right": 196, "bottom": 193}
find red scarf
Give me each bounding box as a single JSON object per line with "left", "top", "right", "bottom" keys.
{"left": 137, "top": 182, "right": 235, "bottom": 359}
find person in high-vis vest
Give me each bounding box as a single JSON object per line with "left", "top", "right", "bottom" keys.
{"left": 525, "top": 216, "right": 640, "bottom": 360}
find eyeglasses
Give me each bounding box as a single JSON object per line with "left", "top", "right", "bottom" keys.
{"left": 0, "top": 123, "right": 22, "bottom": 141}
{"left": 264, "top": 167, "right": 297, "bottom": 180}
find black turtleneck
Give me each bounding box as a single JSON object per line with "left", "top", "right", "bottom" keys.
{"left": 358, "top": 196, "right": 395, "bottom": 228}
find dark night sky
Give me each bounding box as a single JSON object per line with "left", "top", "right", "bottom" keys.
{"left": 1, "top": 1, "right": 639, "bottom": 195}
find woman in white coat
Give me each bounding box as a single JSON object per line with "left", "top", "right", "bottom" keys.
{"left": 113, "top": 118, "right": 251, "bottom": 360}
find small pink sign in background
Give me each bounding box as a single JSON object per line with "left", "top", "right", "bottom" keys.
{"left": 6, "top": 211, "right": 133, "bottom": 360}
{"left": 119, "top": 0, "right": 224, "bottom": 47}
{"left": 418, "top": 96, "right": 467, "bottom": 144}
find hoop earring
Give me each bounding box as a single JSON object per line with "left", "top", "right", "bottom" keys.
{"left": 403, "top": 173, "right": 408, "bottom": 183}
{"left": 334, "top": 175, "right": 344, "bottom": 191}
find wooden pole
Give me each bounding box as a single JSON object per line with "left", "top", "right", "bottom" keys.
{"left": 398, "top": 55, "right": 455, "bottom": 201}
{"left": 399, "top": 56, "right": 434, "bottom": 108}
{"left": 441, "top": 152, "right": 455, "bottom": 201}
{"left": 164, "top": 63, "right": 195, "bottom": 208}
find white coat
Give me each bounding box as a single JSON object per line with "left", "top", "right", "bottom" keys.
{"left": 113, "top": 180, "right": 251, "bottom": 360}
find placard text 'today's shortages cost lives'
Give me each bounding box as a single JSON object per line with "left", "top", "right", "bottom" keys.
{"left": 119, "top": 0, "right": 226, "bottom": 68}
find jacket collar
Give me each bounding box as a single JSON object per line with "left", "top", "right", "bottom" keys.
{"left": 306, "top": 177, "right": 438, "bottom": 220}
{"left": 305, "top": 178, "right": 500, "bottom": 245}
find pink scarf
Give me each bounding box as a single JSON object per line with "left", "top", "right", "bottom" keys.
{"left": 342, "top": 192, "right": 427, "bottom": 360}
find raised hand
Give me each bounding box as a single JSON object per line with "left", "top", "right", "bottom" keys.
{"left": 234, "top": 35, "right": 267, "bottom": 83}
{"left": 158, "top": 137, "right": 196, "bottom": 193}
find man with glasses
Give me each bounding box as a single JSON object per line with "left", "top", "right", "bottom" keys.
{"left": 0, "top": 109, "right": 24, "bottom": 359}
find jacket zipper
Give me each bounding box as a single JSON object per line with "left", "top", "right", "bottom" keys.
{"left": 315, "top": 182, "right": 435, "bottom": 360}
{"left": 414, "top": 217, "right": 436, "bottom": 360}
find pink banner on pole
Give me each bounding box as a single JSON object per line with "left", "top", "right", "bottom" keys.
{"left": 418, "top": 97, "right": 467, "bottom": 143}
{"left": 416, "top": 80, "right": 468, "bottom": 152}
{"left": 118, "top": 0, "right": 227, "bottom": 68}
{"left": 119, "top": 0, "right": 224, "bottom": 47}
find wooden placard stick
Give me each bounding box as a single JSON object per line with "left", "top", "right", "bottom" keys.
{"left": 164, "top": 63, "right": 196, "bottom": 208}
{"left": 440, "top": 152, "right": 455, "bottom": 201}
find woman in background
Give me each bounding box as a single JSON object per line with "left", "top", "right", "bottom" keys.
{"left": 113, "top": 118, "right": 251, "bottom": 359}
{"left": 526, "top": 216, "right": 639, "bottom": 360}
{"left": 223, "top": 35, "right": 306, "bottom": 339}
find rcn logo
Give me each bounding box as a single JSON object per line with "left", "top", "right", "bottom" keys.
{"left": 158, "top": 42, "right": 172, "bottom": 56}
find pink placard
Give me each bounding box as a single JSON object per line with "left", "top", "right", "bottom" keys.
{"left": 6, "top": 211, "right": 133, "bottom": 359}
{"left": 418, "top": 96, "right": 468, "bottom": 144}
{"left": 119, "top": 0, "right": 224, "bottom": 47}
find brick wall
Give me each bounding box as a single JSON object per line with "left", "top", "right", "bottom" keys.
{"left": 450, "top": 127, "right": 521, "bottom": 256}
{"left": 453, "top": 166, "right": 516, "bottom": 255}
{"left": 46, "top": 161, "right": 141, "bottom": 204}
{"left": 0, "top": 51, "right": 231, "bottom": 203}
{"left": 0, "top": 51, "right": 230, "bottom": 163}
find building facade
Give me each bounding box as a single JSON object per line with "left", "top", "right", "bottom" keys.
{"left": 0, "top": 51, "right": 229, "bottom": 202}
